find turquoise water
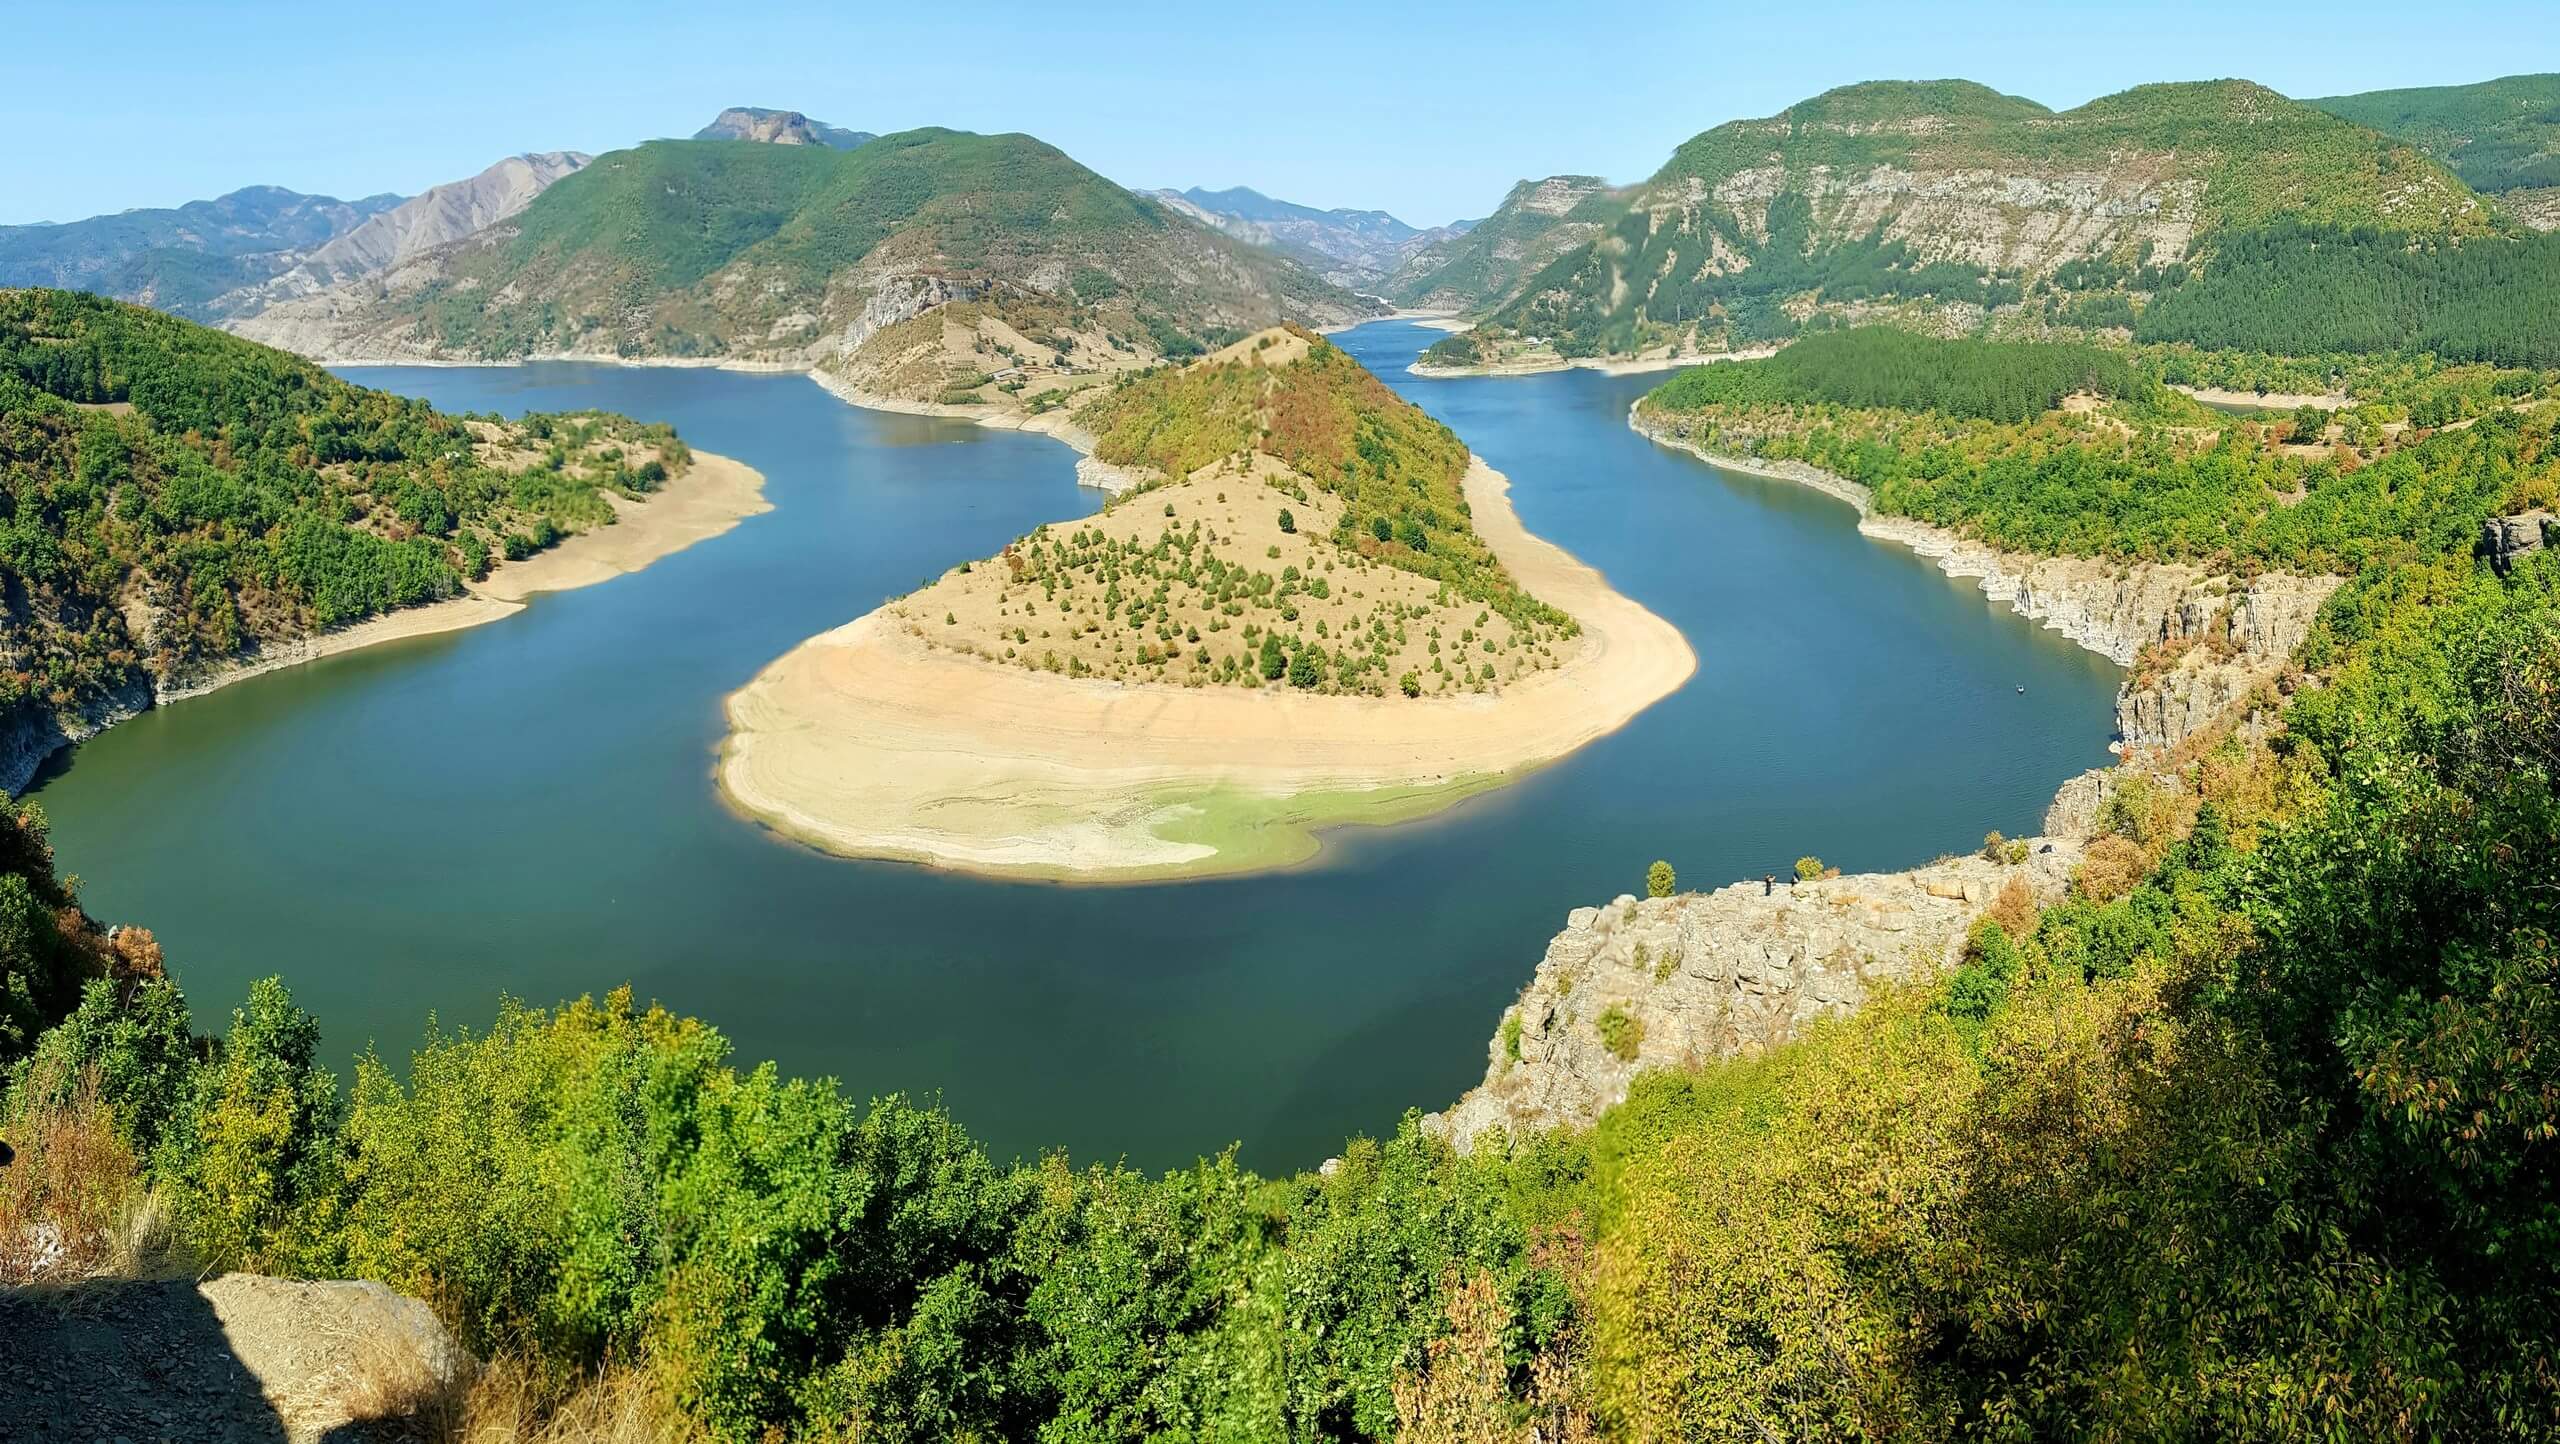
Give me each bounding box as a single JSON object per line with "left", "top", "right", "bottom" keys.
{"left": 29, "top": 321, "right": 2120, "bottom": 1170}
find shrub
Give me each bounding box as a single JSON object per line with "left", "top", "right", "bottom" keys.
{"left": 1596, "top": 1006, "right": 1645, "bottom": 1062}
{"left": 1500, "top": 1013, "right": 1523, "bottom": 1066}
{"left": 1794, "top": 856, "right": 1825, "bottom": 882}
{"left": 1981, "top": 831, "right": 2008, "bottom": 863}
{"left": 1647, "top": 860, "right": 1676, "bottom": 898}
{"left": 1277, "top": 508, "right": 1296, "bottom": 534}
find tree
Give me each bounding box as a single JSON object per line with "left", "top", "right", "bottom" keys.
{"left": 1259, "top": 633, "right": 1287, "bottom": 680}
{"left": 1277, "top": 508, "right": 1296, "bottom": 534}
{"left": 1647, "top": 860, "right": 1676, "bottom": 898}
{"left": 1288, "top": 647, "right": 1325, "bottom": 689}
{"left": 1794, "top": 856, "right": 1825, "bottom": 881}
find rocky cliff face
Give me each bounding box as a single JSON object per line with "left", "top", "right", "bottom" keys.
{"left": 1426, "top": 849, "right": 2079, "bottom": 1151}
{"left": 218, "top": 152, "right": 589, "bottom": 320}
{"left": 694, "top": 106, "right": 874, "bottom": 150}
{"left": 1635, "top": 415, "right": 2341, "bottom": 754}
{"left": 2482, "top": 509, "right": 2556, "bottom": 575}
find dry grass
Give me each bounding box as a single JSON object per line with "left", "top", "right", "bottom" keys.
{"left": 0, "top": 1067, "right": 175, "bottom": 1286}
{"left": 439, "top": 1360, "right": 680, "bottom": 1444}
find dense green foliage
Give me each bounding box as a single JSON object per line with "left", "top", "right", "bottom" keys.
{"left": 2136, "top": 223, "right": 2560, "bottom": 367}
{"left": 1646, "top": 329, "right": 2148, "bottom": 423}
{"left": 0, "top": 289, "right": 686, "bottom": 736}
{"left": 1079, "top": 331, "right": 1571, "bottom": 634}
{"left": 1639, "top": 331, "right": 2560, "bottom": 570}
{"left": 2315, "top": 73, "right": 2560, "bottom": 193}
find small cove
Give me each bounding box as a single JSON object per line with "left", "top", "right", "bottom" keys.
{"left": 29, "top": 321, "right": 2122, "bottom": 1171}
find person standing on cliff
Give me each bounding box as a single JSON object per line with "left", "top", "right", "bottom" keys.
{"left": 1763, "top": 873, "right": 1775, "bottom": 896}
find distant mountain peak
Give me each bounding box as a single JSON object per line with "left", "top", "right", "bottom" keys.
{"left": 694, "top": 107, "right": 874, "bottom": 151}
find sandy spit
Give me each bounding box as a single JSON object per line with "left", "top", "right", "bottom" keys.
{"left": 717, "top": 456, "right": 1697, "bottom": 882}
{"left": 158, "top": 452, "right": 768, "bottom": 708}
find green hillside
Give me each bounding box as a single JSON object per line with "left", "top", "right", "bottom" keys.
{"left": 1461, "top": 79, "right": 2494, "bottom": 362}
{"left": 318, "top": 130, "right": 1372, "bottom": 376}
{"left": 2315, "top": 73, "right": 2560, "bottom": 193}
{"left": 0, "top": 289, "right": 691, "bottom": 776}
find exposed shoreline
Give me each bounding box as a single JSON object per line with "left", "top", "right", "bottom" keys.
{"left": 715, "top": 453, "right": 1697, "bottom": 883}
{"left": 6, "top": 451, "right": 768, "bottom": 795}
{"left": 1411, "top": 345, "right": 1776, "bottom": 380}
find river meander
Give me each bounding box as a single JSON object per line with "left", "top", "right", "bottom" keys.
{"left": 29, "top": 320, "right": 2120, "bottom": 1169}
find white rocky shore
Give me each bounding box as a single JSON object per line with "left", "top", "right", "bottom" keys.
{"left": 1629, "top": 410, "right": 2341, "bottom": 752}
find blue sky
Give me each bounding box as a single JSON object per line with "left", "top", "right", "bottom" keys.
{"left": 6, "top": 0, "right": 2553, "bottom": 227}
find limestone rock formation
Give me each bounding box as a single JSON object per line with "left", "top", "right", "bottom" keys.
{"left": 2481, "top": 510, "right": 2555, "bottom": 576}
{"left": 1426, "top": 849, "right": 2077, "bottom": 1151}
{"left": 218, "top": 152, "right": 589, "bottom": 319}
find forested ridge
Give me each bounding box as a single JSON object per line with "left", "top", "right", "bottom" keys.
{"left": 0, "top": 289, "right": 688, "bottom": 751}
{"left": 1640, "top": 328, "right": 2560, "bottom": 571}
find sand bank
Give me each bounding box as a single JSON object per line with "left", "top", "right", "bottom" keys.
{"left": 160, "top": 451, "right": 768, "bottom": 707}
{"left": 717, "top": 457, "right": 1696, "bottom": 882}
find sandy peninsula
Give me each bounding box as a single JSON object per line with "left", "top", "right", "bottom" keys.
{"left": 718, "top": 456, "right": 1695, "bottom": 882}
{"left": 160, "top": 451, "right": 768, "bottom": 706}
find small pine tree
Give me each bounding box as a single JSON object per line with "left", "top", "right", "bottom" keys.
{"left": 1646, "top": 860, "right": 1676, "bottom": 898}
{"left": 1277, "top": 508, "right": 1296, "bottom": 534}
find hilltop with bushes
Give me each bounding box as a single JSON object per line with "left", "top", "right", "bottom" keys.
{"left": 887, "top": 328, "right": 1577, "bottom": 698}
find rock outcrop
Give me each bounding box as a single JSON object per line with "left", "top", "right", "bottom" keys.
{"left": 0, "top": 1273, "right": 475, "bottom": 1443}
{"left": 694, "top": 106, "right": 874, "bottom": 150}
{"left": 2481, "top": 510, "right": 2555, "bottom": 576}
{"left": 1426, "top": 848, "right": 2078, "bottom": 1151}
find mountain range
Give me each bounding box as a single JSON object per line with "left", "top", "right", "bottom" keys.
{"left": 1457, "top": 78, "right": 2503, "bottom": 362}
{"left": 1150, "top": 186, "right": 1474, "bottom": 294}
{"left": 231, "top": 128, "right": 1379, "bottom": 400}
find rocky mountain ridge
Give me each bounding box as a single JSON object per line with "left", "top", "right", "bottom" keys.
{"left": 1471, "top": 78, "right": 2493, "bottom": 361}
{"left": 694, "top": 105, "right": 875, "bottom": 149}
{"left": 211, "top": 151, "right": 590, "bottom": 320}
{"left": 1383, "top": 174, "right": 1622, "bottom": 311}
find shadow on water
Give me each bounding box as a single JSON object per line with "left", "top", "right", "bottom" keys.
{"left": 26, "top": 333, "right": 2123, "bottom": 1173}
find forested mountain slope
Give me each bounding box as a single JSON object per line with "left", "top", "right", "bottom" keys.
{"left": 0, "top": 290, "right": 702, "bottom": 788}
{"left": 1457, "top": 79, "right": 2495, "bottom": 363}
{"left": 230, "top": 131, "right": 1381, "bottom": 402}
{"left": 0, "top": 186, "right": 402, "bottom": 322}
{"left": 2314, "top": 72, "right": 2560, "bottom": 225}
